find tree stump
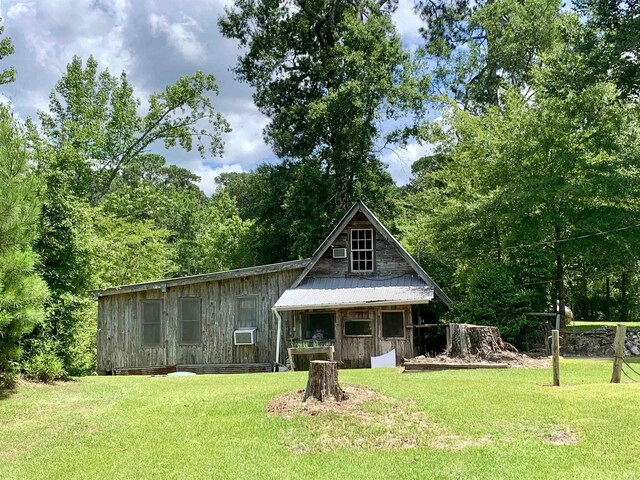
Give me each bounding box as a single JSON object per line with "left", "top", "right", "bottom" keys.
{"left": 449, "top": 324, "right": 516, "bottom": 360}
{"left": 303, "top": 360, "right": 348, "bottom": 402}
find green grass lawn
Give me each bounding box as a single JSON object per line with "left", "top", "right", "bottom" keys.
{"left": 1, "top": 360, "right": 639, "bottom": 480}
{"left": 564, "top": 321, "right": 640, "bottom": 333}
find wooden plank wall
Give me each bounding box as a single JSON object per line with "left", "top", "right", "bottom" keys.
{"left": 308, "top": 212, "right": 415, "bottom": 278}
{"left": 290, "top": 305, "right": 416, "bottom": 369}
{"left": 97, "top": 268, "right": 301, "bottom": 372}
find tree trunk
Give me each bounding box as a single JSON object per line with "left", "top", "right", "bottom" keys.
{"left": 303, "top": 360, "right": 348, "bottom": 402}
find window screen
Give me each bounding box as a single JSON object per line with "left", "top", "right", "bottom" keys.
{"left": 180, "top": 298, "right": 201, "bottom": 344}
{"left": 344, "top": 320, "right": 373, "bottom": 336}
{"left": 302, "top": 313, "right": 335, "bottom": 340}
{"left": 351, "top": 229, "right": 374, "bottom": 272}
{"left": 237, "top": 296, "right": 258, "bottom": 325}
{"left": 382, "top": 311, "right": 405, "bottom": 338}
{"left": 142, "top": 300, "right": 162, "bottom": 346}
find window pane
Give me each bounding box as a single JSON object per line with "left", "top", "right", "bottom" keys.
{"left": 181, "top": 320, "right": 201, "bottom": 344}
{"left": 382, "top": 312, "right": 404, "bottom": 338}
{"left": 345, "top": 320, "right": 373, "bottom": 336}
{"left": 302, "top": 313, "right": 335, "bottom": 340}
{"left": 143, "top": 323, "right": 161, "bottom": 345}
{"left": 238, "top": 296, "right": 258, "bottom": 325}
{"left": 181, "top": 298, "right": 200, "bottom": 321}
{"left": 143, "top": 301, "right": 161, "bottom": 324}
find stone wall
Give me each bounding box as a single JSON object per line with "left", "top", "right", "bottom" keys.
{"left": 562, "top": 327, "right": 640, "bottom": 357}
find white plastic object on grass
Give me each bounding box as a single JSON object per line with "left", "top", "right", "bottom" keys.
{"left": 371, "top": 349, "right": 396, "bottom": 368}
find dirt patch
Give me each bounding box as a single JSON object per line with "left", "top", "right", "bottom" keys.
{"left": 405, "top": 352, "right": 548, "bottom": 369}
{"left": 267, "top": 385, "right": 383, "bottom": 417}
{"left": 268, "top": 385, "right": 490, "bottom": 453}
{"left": 543, "top": 426, "right": 579, "bottom": 445}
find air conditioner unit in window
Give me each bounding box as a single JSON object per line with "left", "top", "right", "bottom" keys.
{"left": 234, "top": 327, "right": 257, "bottom": 346}
{"left": 333, "top": 247, "right": 347, "bottom": 259}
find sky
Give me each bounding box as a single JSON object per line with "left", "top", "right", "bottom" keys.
{"left": 0, "top": 0, "right": 430, "bottom": 194}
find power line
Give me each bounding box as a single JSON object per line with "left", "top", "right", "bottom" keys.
{"left": 419, "top": 222, "right": 640, "bottom": 267}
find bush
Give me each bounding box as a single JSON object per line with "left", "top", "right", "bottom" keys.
{"left": 447, "top": 262, "right": 539, "bottom": 348}
{"left": 22, "top": 337, "right": 66, "bottom": 382}
{"left": 0, "top": 361, "right": 20, "bottom": 388}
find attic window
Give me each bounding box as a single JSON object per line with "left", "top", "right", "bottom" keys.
{"left": 350, "top": 228, "right": 374, "bottom": 272}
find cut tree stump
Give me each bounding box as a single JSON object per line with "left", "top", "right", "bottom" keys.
{"left": 303, "top": 360, "right": 348, "bottom": 402}
{"left": 449, "top": 324, "right": 516, "bottom": 360}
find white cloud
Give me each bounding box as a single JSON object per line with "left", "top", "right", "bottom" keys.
{"left": 382, "top": 142, "right": 434, "bottom": 185}
{"left": 392, "top": 0, "right": 423, "bottom": 51}
{"left": 6, "top": 1, "right": 34, "bottom": 18}
{"left": 148, "top": 13, "right": 206, "bottom": 64}
{"left": 220, "top": 104, "right": 272, "bottom": 166}
{"left": 177, "top": 159, "right": 244, "bottom": 195}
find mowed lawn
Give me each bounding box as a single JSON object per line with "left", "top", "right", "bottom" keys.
{"left": 565, "top": 321, "right": 640, "bottom": 333}
{"left": 1, "top": 360, "right": 639, "bottom": 480}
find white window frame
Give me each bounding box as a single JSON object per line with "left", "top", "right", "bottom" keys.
{"left": 350, "top": 228, "right": 374, "bottom": 272}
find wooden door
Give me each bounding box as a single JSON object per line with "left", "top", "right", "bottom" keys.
{"left": 338, "top": 310, "right": 376, "bottom": 368}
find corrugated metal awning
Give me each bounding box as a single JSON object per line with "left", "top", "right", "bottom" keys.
{"left": 273, "top": 275, "right": 434, "bottom": 311}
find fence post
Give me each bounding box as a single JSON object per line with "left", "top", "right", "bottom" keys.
{"left": 552, "top": 329, "right": 560, "bottom": 386}
{"left": 611, "top": 324, "right": 627, "bottom": 384}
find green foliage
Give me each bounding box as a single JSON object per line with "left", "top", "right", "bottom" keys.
{"left": 0, "top": 20, "right": 15, "bottom": 85}
{"left": 22, "top": 335, "right": 66, "bottom": 382}
{"left": 217, "top": 160, "right": 400, "bottom": 262}
{"left": 39, "top": 55, "right": 230, "bottom": 205}
{"left": 416, "top": 0, "right": 563, "bottom": 110}
{"left": 175, "top": 191, "right": 252, "bottom": 275}
{"left": 0, "top": 106, "right": 49, "bottom": 385}
{"left": 219, "top": 0, "right": 418, "bottom": 256}
{"left": 446, "top": 263, "right": 536, "bottom": 346}
{"left": 92, "top": 213, "right": 175, "bottom": 288}
{"left": 574, "top": 0, "right": 640, "bottom": 99}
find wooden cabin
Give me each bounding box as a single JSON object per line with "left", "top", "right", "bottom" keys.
{"left": 96, "top": 201, "right": 450, "bottom": 374}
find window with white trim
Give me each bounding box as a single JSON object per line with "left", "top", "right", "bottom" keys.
{"left": 350, "top": 228, "right": 374, "bottom": 272}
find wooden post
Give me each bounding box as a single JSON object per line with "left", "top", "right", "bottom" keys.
{"left": 303, "top": 360, "right": 347, "bottom": 402}
{"left": 611, "top": 323, "right": 627, "bottom": 384}
{"left": 552, "top": 329, "right": 560, "bottom": 387}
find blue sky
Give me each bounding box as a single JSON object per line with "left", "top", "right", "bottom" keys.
{"left": 0, "top": 0, "right": 430, "bottom": 194}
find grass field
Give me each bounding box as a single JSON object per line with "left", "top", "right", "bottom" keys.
{"left": 564, "top": 321, "right": 640, "bottom": 333}
{"left": 1, "top": 360, "right": 639, "bottom": 480}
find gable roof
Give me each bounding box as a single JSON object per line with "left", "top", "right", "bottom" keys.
{"left": 289, "top": 201, "right": 451, "bottom": 306}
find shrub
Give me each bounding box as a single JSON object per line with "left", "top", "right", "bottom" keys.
{"left": 22, "top": 337, "right": 66, "bottom": 382}
{"left": 447, "top": 262, "right": 539, "bottom": 348}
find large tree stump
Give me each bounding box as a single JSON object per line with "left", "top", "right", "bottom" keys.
{"left": 303, "top": 360, "right": 348, "bottom": 402}
{"left": 449, "top": 324, "right": 516, "bottom": 360}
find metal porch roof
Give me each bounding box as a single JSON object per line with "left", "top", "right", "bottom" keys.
{"left": 272, "top": 275, "right": 434, "bottom": 311}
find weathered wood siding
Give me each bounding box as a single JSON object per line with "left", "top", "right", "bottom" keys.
{"left": 97, "top": 268, "right": 301, "bottom": 372}
{"left": 290, "top": 305, "right": 415, "bottom": 369}
{"left": 308, "top": 212, "right": 414, "bottom": 279}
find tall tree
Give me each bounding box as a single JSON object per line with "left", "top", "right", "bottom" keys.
{"left": 39, "top": 55, "right": 230, "bottom": 205}
{"left": 415, "top": 0, "right": 563, "bottom": 110}
{"left": 219, "top": 0, "right": 419, "bottom": 258}
{"left": 0, "top": 106, "right": 48, "bottom": 386}
{"left": 412, "top": 80, "right": 640, "bottom": 325}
